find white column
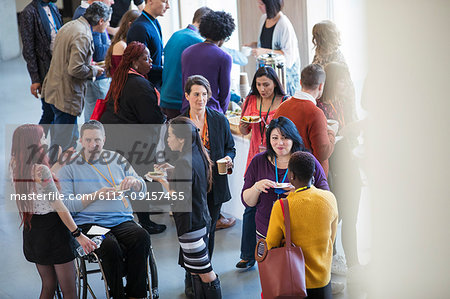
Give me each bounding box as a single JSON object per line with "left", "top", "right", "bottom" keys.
{"left": 0, "top": 0, "right": 20, "bottom": 61}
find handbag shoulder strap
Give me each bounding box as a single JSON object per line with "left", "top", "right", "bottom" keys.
{"left": 279, "top": 198, "right": 292, "bottom": 247}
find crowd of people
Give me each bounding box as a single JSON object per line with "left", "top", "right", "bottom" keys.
{"left": 13, "top": 0, "right": 364, "bottom": 298}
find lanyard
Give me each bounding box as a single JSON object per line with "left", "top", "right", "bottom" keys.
{"left": 295, "top": 186, "right": 310, "bottom": 193}
{"left": 189, "top": 110, "right": 208, "bottom": 147}
{"left": 274, "top": 156, "right": 288, "bottom": 198}
{"left": 330, "top": 102, "right": 345, "bottom": 127}
{"left": 274, "top": 156, "right": 288, "bottom": 184}
{"left": 42, "top": 4, "right": 58, "bottom": 34}
{"left": 258, "top": 94, "right": 276, "bottom": 143}
{"left": 82, "top": 154, "right": 116, "bottom": 188}
{"left": 81, "top": 154, "right": 128, "bottom": 208}
{"left": 128, "top": 68, "right": 145, "bottom": 78}
{"left": 142, "top": 11, "right": 163, "bottom": 46}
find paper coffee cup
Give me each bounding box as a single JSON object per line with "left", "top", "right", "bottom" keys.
{"left": 240, "top": 73, "right": 249, "bottom": 85}
{"left": 241, "top": 46, "right": 251, "bottom": 56}
{"left": 217, "top": 158, "right": 228, "bottom": 175}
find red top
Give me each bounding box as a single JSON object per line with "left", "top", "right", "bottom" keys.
{"left": 241, "top": 95, "right": 281, "bottom": 171}
{"left": 110, "top": 55, "right": 123, "bottom": 77}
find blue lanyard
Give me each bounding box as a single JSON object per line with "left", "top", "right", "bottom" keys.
{"left": 274, "top": 156, "right": 288, "bottom": 184}
{"left": 142, "top": 12, "right": 162, "bottom": 45}
{"left": 43, "top": 4, "right": 58, "bottom": 34}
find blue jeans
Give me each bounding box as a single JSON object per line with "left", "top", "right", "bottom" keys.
{"left": 240, "top": 206, "right": 256, "bottom": 261}
{"left": 286, "top": 60, "right": 301, "bottom": 96}
{"left": 49, "top": 104, "right": 78, "bottom": 155}
{"left": 84, "top": 78, "right": 111, "bottom": 122}
{"left": 39, "top": 97, "right": 54, "bottom": 136}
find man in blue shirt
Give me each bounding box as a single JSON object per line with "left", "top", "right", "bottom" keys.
{"left": 160, "top": 6, "right": 212, "bottom": 120}
{"left": 59, "top": 120, "right": 150, "bottom": 299}
{"left": 127, "top": 0, "right": 170, "bottom": 89}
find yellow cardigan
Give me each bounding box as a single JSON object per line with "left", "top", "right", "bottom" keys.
{"left": 266, "top": 186, "right": 338, "bottom": 289}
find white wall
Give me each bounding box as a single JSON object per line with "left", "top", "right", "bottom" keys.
{"left": 366, "top": 0, "right": 450, "bottom": 297}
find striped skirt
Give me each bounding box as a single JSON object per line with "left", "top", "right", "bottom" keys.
{"left": 178, "top": 227, "right": 212, "bottom": 273}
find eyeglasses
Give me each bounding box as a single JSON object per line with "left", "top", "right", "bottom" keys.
{"left": 224, "top": 37, "right": 230, "bottom": 43}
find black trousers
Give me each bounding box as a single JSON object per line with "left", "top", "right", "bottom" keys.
{"left": 306, "top": 281, "right": 332, "bottom": 299}
{"left": 80, "top": 221, "right": 150, "bottom": 299}
{"left": 207, "top": 193, "right": 222, "bottom": 259}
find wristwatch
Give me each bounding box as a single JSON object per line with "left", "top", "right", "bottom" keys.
{"left": 71, "top": 227, "right": 81, "bottom": 238}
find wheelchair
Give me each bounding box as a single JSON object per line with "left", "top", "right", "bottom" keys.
{"left": 75, "top": 243, "right": 159, "bottom": 299}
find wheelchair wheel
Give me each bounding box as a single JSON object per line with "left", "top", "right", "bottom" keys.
{"left": 148, "top": 245, "right": 159, "bottom": 299}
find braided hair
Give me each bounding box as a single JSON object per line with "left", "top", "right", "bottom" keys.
{"left": 105, "top": 41, "right": 147, "bottom": 113}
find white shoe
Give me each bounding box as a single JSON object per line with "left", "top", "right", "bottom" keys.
{"left": 331, "top": 255, "right": 348, "bottom": 276}
{"left": 331, "top": 280, "right": 345, "bottom": 294}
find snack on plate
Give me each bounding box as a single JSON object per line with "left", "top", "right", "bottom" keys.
{"left": 241, "top": 116, "right": 261, "bottom": 123}
{"left": 274, "top": 183, "right": 292, "bottom": 189}
{"left": 146, "top": 171, "right": 165, "bottom": 177}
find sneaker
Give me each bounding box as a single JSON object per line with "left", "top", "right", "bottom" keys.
{"left": 331, "top": 280, "right": 345, "bottom": 294}
{"left": 331, "top": 255, "right": 348, "bottom": 276}
{"left": 235, "top": 259, "right": 255, "bottom": 269}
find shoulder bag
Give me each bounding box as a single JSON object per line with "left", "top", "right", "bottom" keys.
{"left": 255, "top": 198, "right": 307, "bottom": 299}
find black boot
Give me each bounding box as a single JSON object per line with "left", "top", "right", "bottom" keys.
{"left": 192, "top": 274, "right": 205, "bottom": 299}
{"left": 185, "top": 271, "right": 194, "bottom": 299}
{"left": 201, "top": 275, "right": 222, "bottom": 299}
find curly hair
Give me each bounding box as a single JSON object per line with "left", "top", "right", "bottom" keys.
{"left": 199, "top": 11, "right": 235, "bottom": 42}
{"left": 312, "top": 20, "right": 341, "bottom": 56}
{"left": 288, "top": 151, "right": 316, "bottom": 183}
{"left": 105, "top": 41, "right": 148, "bottom": 113}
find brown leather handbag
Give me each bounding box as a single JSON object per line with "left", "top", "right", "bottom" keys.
{"left": 255, "top": 198, "right": 307, "bottom": 299}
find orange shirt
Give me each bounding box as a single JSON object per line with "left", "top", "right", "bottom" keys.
{"left": 273, "top": 95, "right": 335, "bottom": 176}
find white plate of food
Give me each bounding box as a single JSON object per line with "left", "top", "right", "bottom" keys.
{"left": 145, "top": 171, "right": 166, "bottom": 180}
{"left": 273, "top": 183, "right": 293, "bottom": 189}
{"left": 240, "top": 116, "right": 261, "bottom": 123}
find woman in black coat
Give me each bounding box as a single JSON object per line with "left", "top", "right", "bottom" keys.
{"left": 100, "top": 41, "right": 167, "bottom": 234}
{"left": 182, "top": 75, "right": 236, "bottom": 258}
{"left": 148, "top": 117, "right": 222, "bottom": 298}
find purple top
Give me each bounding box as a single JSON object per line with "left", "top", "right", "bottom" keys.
{"left": 242, "top": 152, "right": 329, "bottom": 237}
{"left": 181, "top": 42, "right": 232, "bottom": 114}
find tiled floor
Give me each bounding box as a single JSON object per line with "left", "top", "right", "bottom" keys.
{"left": 0, "top": 57, "right": 370, "bottom": 298}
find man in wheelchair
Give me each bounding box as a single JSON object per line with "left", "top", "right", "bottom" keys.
{"left": 59, "top": 120, "right": 150, "bottom": 299}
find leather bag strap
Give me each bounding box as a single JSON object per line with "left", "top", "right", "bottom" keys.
{"left": 280, "top": 198, "right": 292, "bottom": 248}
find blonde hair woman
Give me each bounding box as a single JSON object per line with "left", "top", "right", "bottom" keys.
{"left": 312, "top": 20, "right": 347, "bottom": 68}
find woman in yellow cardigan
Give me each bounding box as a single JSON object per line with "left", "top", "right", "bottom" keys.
{"left": 266, "top": 151, "right": 338, "bottom": 298}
